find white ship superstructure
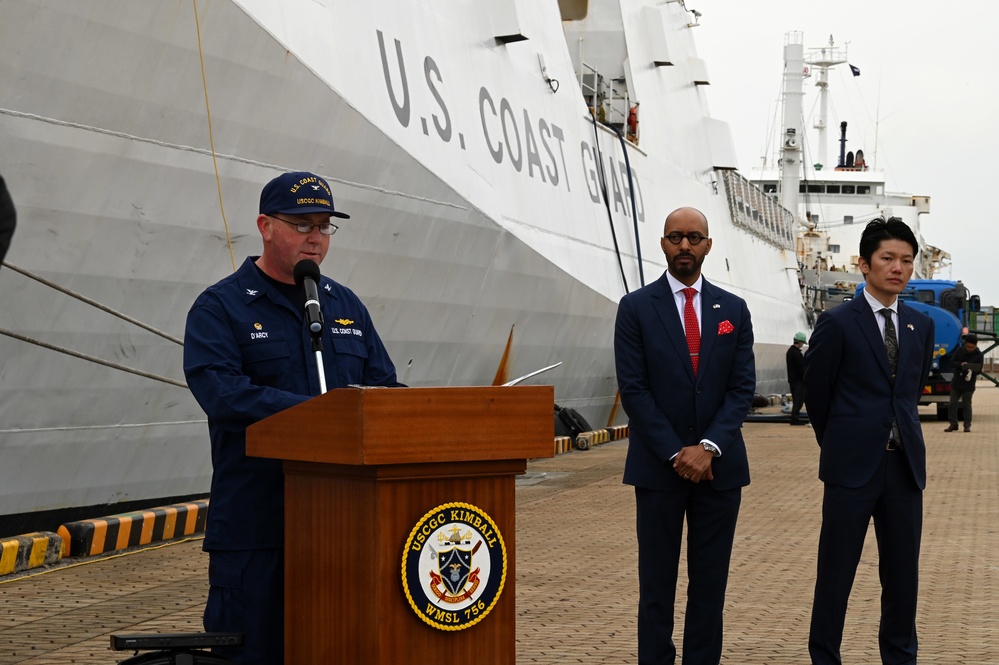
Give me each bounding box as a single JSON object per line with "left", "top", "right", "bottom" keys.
{"left": 0, "top": 0, "right": 807, "bottom": 533}
{"left": 745, "top": 33, "right": 949, "bottom": 318}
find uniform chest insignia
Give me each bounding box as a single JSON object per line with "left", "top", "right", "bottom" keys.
{"left": 249, "top": 321, "right": 269, "bottom": 340}
{"left": 334, "top": 318, "right": 354, "bottom": 326}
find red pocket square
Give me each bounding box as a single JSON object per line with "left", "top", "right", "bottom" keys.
{"left": 717, "top": 320, "right": 734, "bottom": 335}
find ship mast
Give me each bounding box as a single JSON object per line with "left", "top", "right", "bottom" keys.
{"left": 780, "top": 32, "right": 804, "bottom": 226}
{"left": 805, "top": 36, "right": 848, "bottom": 170}
{"left": 780, "top": 33, "right": 850, "bottom": 225}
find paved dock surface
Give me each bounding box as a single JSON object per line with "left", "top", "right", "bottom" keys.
{"left": 2, "top": 389, "right": 997, "bottom": 664}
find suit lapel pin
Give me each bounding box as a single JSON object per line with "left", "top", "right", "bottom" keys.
{"left": 712, "top": 304, "right": 720, "bottom": 309}
{"left": 907, "top": 324, "right": 914, "bottom": 331}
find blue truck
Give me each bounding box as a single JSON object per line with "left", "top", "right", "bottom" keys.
{"left": 856, "top": 279, "right": 993, "bottom": 419}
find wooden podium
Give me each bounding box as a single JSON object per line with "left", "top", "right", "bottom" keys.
{"left": 246, "top": 385, "right": 553, "bottom": 664}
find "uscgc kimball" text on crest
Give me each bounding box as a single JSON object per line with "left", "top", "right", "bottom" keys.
{"left": 401, "top": 502, "right": 507, "bottom": 631}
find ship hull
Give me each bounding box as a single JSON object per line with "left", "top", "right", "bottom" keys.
{"left": 0, "top": 0, "right": 807, "bottom": 532}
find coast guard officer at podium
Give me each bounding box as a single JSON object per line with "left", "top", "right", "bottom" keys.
{"left": 184, "top": 171, "right": 401, "bottom": 664}
{"left": 615, "top": 206, "right": 755, "bottom": 665}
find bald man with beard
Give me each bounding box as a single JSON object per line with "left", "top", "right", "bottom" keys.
{"left": 615, "top": 207, "right": 756, "bottom": 664}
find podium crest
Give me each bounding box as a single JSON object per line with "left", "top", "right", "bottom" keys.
{"left": 402, "top": 502, "right": 507, "bottom": 631}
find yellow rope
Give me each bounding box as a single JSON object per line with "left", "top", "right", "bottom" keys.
{"left": 193, "top": 0, "right": 237, "bottom": 272}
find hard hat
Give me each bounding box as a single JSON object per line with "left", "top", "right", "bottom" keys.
{"left": 794, "top": 331, "right": 808, "bottom": 343}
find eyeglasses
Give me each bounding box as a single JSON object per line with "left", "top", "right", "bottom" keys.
{"left": 663, "top": 232, "right": 708, "bottom": 245}
{"left": 270, "top": 215, "right": 338, "bottom": 236}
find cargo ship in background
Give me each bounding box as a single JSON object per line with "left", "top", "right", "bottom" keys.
{"left": 745, "top": 33, "right": 951, "bottom": 321}
{"left": 0, "top": 0, "right": 808, "bottom": 536}
{"left": 744, "top": 33, "right": 996, "bottom": 420}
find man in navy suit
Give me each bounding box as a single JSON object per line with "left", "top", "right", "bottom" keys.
{"left": 615, "top": 207, "right": 756, "bottom": 665}
{"left": 804, "top": 217, "right": 935, "bottom": 665}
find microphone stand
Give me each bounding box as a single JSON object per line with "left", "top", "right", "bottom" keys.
{"left": 295, "top": 260, "right": 328, "bottom": 396}
{"left": 311, "top": 330, "right": 327, "bottom": 395}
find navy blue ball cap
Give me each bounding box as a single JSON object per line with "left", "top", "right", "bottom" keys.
{"left": 259, "top": 171, "right": 350, "bottom": 218}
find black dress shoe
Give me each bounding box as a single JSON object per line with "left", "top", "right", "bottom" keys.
{"left": 964, "top": 427, "right": 971, "bottom": 432}
{"left": 944, "top": 425, "right": 958, "bottom": 432}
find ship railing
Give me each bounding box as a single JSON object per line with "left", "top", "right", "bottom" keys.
{"left": 578, "top": 61, "right": 631, "bottom": 131}
{"left": 719, "top": 170, "right": 795, "bottom": 251}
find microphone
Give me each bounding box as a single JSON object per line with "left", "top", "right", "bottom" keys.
{"left": 293, "top": 259, "right": 324, "bottom": 335}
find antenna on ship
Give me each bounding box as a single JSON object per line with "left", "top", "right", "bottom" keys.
{"left": 805, "top": 35, "right": 848, "bottom": 172}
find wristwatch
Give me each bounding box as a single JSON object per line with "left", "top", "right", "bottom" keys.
{"left": 701, "top": 441, "right": 720, "bottom": 457}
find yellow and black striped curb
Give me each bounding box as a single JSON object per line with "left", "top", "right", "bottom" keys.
{"left": 0, "top": 532, "right": 63, "bottom": 576}
{"left": 574, "top": 425, "right": 629, "bottom": 451}
{"left": 57, "top": 499, "right": 209, "bottom": 558}
{"left": 4, "top": 429, "right": 630, "bottom": 572}
{"left": 554, "top": 436, "right": 574, "bottom": 455}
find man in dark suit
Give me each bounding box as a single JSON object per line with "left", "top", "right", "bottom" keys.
{"left": 614, "top": 207, "right": 756, "bottom": 665}
{"left": 804, "top": 217, "right": 935, "bottom": 665}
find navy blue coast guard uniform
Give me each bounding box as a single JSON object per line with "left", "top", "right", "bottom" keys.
{"left": 184, "top": 256, "right": 400, "bottom": 664}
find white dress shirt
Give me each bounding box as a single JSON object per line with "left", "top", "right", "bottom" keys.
{"left": 862, "top": 288, "right": 899, "bottom": 349}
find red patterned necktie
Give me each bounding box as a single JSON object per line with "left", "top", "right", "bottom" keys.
{"left": 681, "top": 287, "right": 700, "bottom": 375}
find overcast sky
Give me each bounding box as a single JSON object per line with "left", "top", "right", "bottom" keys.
{"left": 695, "top": 0, "right": 999, "bottom": 307}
